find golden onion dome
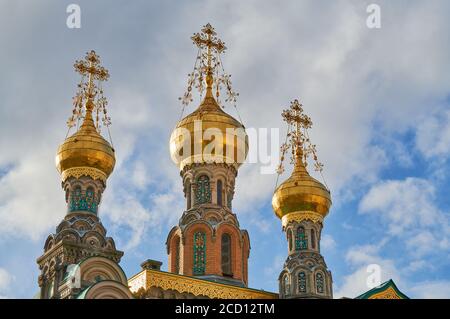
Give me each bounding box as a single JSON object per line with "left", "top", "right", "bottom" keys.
{"left": 272, "top": 156, "right": 331, "bottom": 224}
{"left": 55, "top": 99, "right": 115, "bottom": 183}
{"left": 170, "top": 89, "right": 248, "bottom": 171}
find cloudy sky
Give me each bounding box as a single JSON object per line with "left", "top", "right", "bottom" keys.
{"left": 0, "top": 0, "right": 449, "bottom": 298}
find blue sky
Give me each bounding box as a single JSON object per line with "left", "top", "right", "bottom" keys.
{"left": 0, "top": 0, "right": 449, "bottom": 298}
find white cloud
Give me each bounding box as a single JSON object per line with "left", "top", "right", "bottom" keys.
{"left": 131, "top": 161, "right": 151, "bottom": 190}
{"left": 408, "top": 281, "right": 450, "bottom": 299}
{"left": 358, "top": 177, "right": 449, "bottom": 261}
{"left": 263, "top": 254, "right": 285, "bottom": 278}
{"left": 0, "top": 268, "right": 14, "bottom": 298}
{"left": 405, "top": 231, "right": 436, "bottom": 258}
{"left": 404, "top": 260, "right": 429, "bottom": 273}
{"left": 102, "top": 193, "right": 151, "bottom": 251}
{"left": 416, "top": 109, "right": 450, "bottom": 160}
{"left": 321, "top": 234, "right": 336, "bottom": 251}
{"left": 148, "top": 190, "right": 185, "bottom": 229}
{"left": 359, "top": 178, "right": 440, "bottom": 235}
{"left": 335, "top": 244, "right": 402, "bottom": 298}
{"left": 0, "top": 150, "right": 64, "bottom": 241}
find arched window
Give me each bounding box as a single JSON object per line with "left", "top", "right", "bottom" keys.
{"left": 193, "top": 232, "right": 206, "bottom": 275}
{"left": 186, "top": 181, "right": 191, "bottom": 209}
{"left": 295, "top": 226, "right": 308, "bottom": 250}
{"left": 316, "top": 272, "right": 324, "bottom": 294}
{"left": 298, "top": 271, "right": 307, "bottom": 293}
{"left": 196, "top": 175, "right": 211, "bottom": 204}
{"left": 70, "top": 186, "right": 82, "bottom": 212}
{"left": 85, "top": 187, "right": 96, "bottom": 213}
{"left": 217, "top": 180, "right": 223, "bottom": 206}
{"left": 174, "top": 237, "right": 180, "bottom": 274}
{"left": 221, "top": 233, "right": 232, "bottom": 275}
{"left": 287, "top": 229, "right": 293, "bottom": 252}
{"left": 311, "top": 229, "right": 316, "bottom": 249}
{"left": 284, "top": 275, "right": 290, "bottom": 296}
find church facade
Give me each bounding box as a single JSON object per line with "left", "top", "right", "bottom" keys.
{"left": 36, "top": 24, "right": 407, "bottom": 300}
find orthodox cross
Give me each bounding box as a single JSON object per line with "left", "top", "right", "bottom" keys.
{"left": 277, "top": 99, "right": 323, "bottom": 175}
{"left": 191, "top": 23, "right": 226, "bottom": 71}
{"left": 281, "top": 99, "right": 312, "bottom": 155}
{"left": 74, "top": 50, "right": 109, "bottom": 102}
{"left": 67, "top": 50, "right": 111, "bottom": 132}
{"left": 179, "top": 23, "right": 239, "bottom": 111}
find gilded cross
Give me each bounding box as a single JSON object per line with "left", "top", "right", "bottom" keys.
{"left": 74, "top": 50, "right": 109, "bottom": 99}
{"left": 191, "top": 23, "right": 226, "bottom": 61}
{"left": 282, "top": 99, "right": 312, "bottom": 150}
{"left": 191, "top": 24, "right": 226, "bottom": 90}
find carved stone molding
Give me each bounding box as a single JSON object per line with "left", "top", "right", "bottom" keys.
{"left": 282, "top": 211, "right": 324, "bottom": 228}
{"left": 129, "top": 270, "right": 277, "bottom": 299}
{"left": 62, "top": 167, "right": 107, "bottom": 183}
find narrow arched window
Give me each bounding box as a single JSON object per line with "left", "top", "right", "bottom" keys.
{"left": 196, "top": 175, "right": 211, "bottom": 204}
{"left": 193, "top": 232, "right": 206, "bottom": 275}
{"left": 316, "top": 272, "right": 324, "bottom": 294}
{"left": 174, "top": 237, "right": 180, "bottom": 274}
{"left": 287, "top": 229, "right": 293, "bottom": 252}
{"left": 311, "top": 229, "right": 316, "bottom": 249}
{"left": 221, "top": 233, "right": 232, "bottom": 275}
{"left": 298, "top": 271, "right": 307, "bottom": 293}
{"left": 186, "top": 181, "right": 191, "bottom": 209}
{"left": 70, "top": 186, "right": 82, "bottom": 211}
{"left": 295, "top": 226, "right": 308, "bottom": 250}
{"left": 217, "top": 180, "right": 223, "bottom": 206}
{"left": 85, "top": 187, "right": 96, "bottom": 213}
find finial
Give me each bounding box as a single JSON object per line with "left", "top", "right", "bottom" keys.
{"left": 67, "top": 50, "right": 112, "bottom": 135}
{"left": 191, "top": 23, "right": 226, "bottom": 97}
{"left": 179, "top": 24, "right": 239, "bottom": 108}
{"left": 276, "top": 99, "right": 324, "bottom": 176}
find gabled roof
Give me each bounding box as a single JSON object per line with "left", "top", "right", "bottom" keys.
{"left": 356, "top": 279, "right": 409, "bottom": 299}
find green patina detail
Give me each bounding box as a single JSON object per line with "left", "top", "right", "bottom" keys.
{"left": 69, "top": 187, "right": 98, "bottom": 214}
{"left": 298, "top": 272, "right": 307, "bottom": 293}
{"left": 195, "top": 175, "right": 211, "bottom": 204}
{"left": 356, "top": 279, "right": 409, "bottom": 299}
{"left": 193, "top": 232, "right": 206, "bottom": 275}
{"left": 316, "top": 272, "right": 324, "bottom": 293}
{"left": 295, "top": 227, "right": 308, "bottom": 251}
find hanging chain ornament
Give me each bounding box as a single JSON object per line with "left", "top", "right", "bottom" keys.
{"left": 276, "top": 99, "right": 326, "bottom": 181}
{"left": 178, "top": 23, "right": 239, "bottom": 109}
{"left": 66, "top": 50, "right": 112, "bottom": 139}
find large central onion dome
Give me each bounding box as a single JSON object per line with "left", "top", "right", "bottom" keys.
{"left": 272, "top": 155, "right": 331, "bottom": 221}
{"left": 55, "top": 99, "right": 115, "bottom": 183}
{"left": 169, "top": 23, "right": 248, "bottom": 172}
{"left": 170, "top": 79, "right": 248, "bottom": 171}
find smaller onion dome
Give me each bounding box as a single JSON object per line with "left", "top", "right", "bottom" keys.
{"left": 55, "top": 50, "right": 115, "bottom": 183}
{"left": 55, "top": 99, "right": 115, "bottom": 183}
{"left": 271, "top": 99, "right": 331, "bottom": 227}
{"left": 272, "top": 153, "right": 331, "bottom": 220}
